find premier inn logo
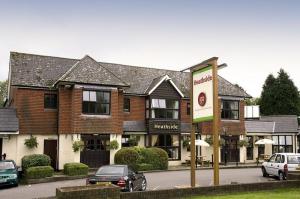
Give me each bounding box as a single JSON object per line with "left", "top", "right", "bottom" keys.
{"left": 154, "top": 124, "right": 179, "bottom": 130}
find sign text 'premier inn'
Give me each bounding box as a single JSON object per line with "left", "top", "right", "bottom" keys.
{"left": 192, "top": 65, "right": 213, "bottom": 123}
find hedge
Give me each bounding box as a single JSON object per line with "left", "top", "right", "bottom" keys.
{"left": 22, "top": 154, "right": 51, "bottom": 170}
{"left": 114, "top": 147, "right": 140, "bottom": 171}
{"left": 64, "top": 163, "right": 89, "bottom": 176}
{"left": 114, "top": 147, "right": 168, "bottom": 171}
{"left": 25, "top": 166, "right": 54, "bottom": 179}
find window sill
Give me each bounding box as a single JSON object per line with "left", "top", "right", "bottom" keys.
{"left": 221, "top": 119, "right": 240, "bottom": 123}
{"left": 81, "top": 114, "right": 112, "bottom": 119}
{"left": 44, "top": 108, "right": 57, "bottom": 112}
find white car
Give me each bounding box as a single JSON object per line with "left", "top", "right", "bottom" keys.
{"left": 261, "top": 153, "right": 300, "bottom": 180}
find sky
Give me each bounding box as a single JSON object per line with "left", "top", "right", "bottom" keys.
{"left": 1, "top": 0, "right": 300, "bottom": 97}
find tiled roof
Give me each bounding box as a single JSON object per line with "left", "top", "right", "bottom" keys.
{"left": 0, "top": 108, "right": 19, "bottom": 132}
{"left": 59, "top": 55, "right": 128, "bottom": 87}
{"left": 245, "top": 120, "right": 275, "bottom": 133}
{"left": 10, "top": 52, "right": 251, "bottom": 98}
{"left": 123, "top": 121, "right": 146, "bottom": 132}
{"left": 260, "top": 115, "right": 299, "bottom": 133}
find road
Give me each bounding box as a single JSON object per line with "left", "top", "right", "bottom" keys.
{"left": 0, "top": 168, "right": 276, "bottom": 199}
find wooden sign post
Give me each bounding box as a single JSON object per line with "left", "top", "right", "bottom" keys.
{"left": 188, "top": 57, "right": 220, "bottom": 187}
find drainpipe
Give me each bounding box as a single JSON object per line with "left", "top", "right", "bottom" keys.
{"left": 56, "top": 86, "right": 60, "bottom": 170}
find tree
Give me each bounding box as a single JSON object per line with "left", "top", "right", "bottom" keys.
{"left": 245, "top": 97, "right": 260, "bottom": 105}
{"left": 0, "top": 80, "right": 8, "bottom": 107}
{"left": 260, "top": 69, "right": 300, "bottom": 115}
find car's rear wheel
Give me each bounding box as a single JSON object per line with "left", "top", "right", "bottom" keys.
{"left": 278, "top": 172, "right": 286, "bottom": 181}
{"left": 262, "top": 167, "right": 269, "bottom": 177}
{"left": 139, "top": 178, "right": 147, "bottom": 191}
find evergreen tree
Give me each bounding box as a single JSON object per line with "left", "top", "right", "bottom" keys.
{"left": 260, "top": 69, "right": 300, "bottom": 115}
{"left": 0, "top": 80, "right": 8, "bottom": 107}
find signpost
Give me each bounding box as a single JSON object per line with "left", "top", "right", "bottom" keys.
{"left": 186, "top": 57, "right": 220, "bottom": 187}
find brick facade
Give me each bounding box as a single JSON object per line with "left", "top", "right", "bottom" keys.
{"left": 123, "top": 96, "right": 145, "bottom": 121}
{"left": 14, "top": 88, "right": 58, "bottom": 135}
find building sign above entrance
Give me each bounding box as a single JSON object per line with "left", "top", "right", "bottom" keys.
{"left": 192, "top": 65, "right": 214, "bottom": 123}
{"left": 149, "top": 120, "right": 180, "bottom": 133}
{"left": 154, "top": 123, "right": 179, "bottom": 130}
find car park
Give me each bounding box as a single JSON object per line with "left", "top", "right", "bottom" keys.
{"left": 86, "top": 165, "right": 147, "bottom": 192}
{"left": 261, "top": 153, "right": 300, "bottom": 180}
{"left": 0, "top": 160, "right": 19, "bottom": 187}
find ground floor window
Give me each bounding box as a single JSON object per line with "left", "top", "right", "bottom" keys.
{"left": 150, "top": 134, "right": 180, "bottom": 160}
{"left": 257, "top": 136, "right": 265, "bottom": 157}
{"left": 272, "top": 135, "right": 293, "bottom": 153}
{"left": 246, "top": 136, "right": 253, "bottom": 160}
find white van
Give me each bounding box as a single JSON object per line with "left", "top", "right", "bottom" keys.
{"left": 261, "top": 153, "right": 300, "bottom": 180}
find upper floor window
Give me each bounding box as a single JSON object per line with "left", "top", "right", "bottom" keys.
{"left": 124, "top": 97, "right": 130, "bottom": 112}
{"left": 151, "top": 99, "right": 179, "bottom": 119}
{"left": 44, "top": 94, "right": 57, "bottom": 109}
{"left": 187, "top": 102, "right": 190, "bottom": 115}
{"left": 221, "top": 100, "right": 239, "bottom": 120}
{"left": 82, "top": 90, "right": 110, "bottom": 115}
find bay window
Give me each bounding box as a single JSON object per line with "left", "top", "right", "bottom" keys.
{"left": 150, "top": 134, "right": 180, "bottom": 160}
{"left": 151, "top": 99, "right": 179, "bottom": 119}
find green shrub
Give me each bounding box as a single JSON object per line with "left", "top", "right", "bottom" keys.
{"left": 25, "top": 166, "right": 54, "bottom": 179}
{"left": 148, "top": 147, "right": 168, "bottom": 170}
{"left": 137, "top": 163, "right": 154, "bottom": 171}
{"left": 63, "top": 163, "right": 89, "bottom": 176}
{"left": 22, "top": 154, "right": 51, "bottom": 170}
{"left": 115, "top": 147, "right": 168, "bottom": 171}
{"left": 114, "top": 147, "right": 139, "bottom": 171}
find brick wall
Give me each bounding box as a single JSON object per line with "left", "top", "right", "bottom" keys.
{"left": 58, "top": 86, "right": 72, "bottom": 134}
{"left": 14, "top": 88, "right": 58, "bottom": 135}
{"left": 71, "top": 88, "right": 123, "bottom": 134}
{"left": 180, "top": 99, "right": 191, "bottom": 123}
{"left": 200, "top": 99, "right": 246, "bottom": 135}
{"left": 123, "top": 96, "right": 145, "bottom": 121}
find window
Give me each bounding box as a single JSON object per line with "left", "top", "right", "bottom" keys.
{"left": 150, "top": 134, "right": 180, "bottom": 160}
{"left": 272, "top": 135, "right": 293, "bottom": 153}
{"left": 124, "top": 97, "right": 130, "bottom": 112}
{"left": 246, "top": 136, "right": 253, "bottom": 160}
{"left": 44, "top": 94, "right": 57, "bottom": 109}
{"left": 82, "top": 91, "right": 110, "bottom": 115}
{"left": 187, "top": 102, "right": 190, "bottom": 115}
{"left": 221, "top": 100, "right": 239, "bottom": 120}
{"left": 151, "top": 99, "right": 179, "bottom": 119}
{"left": 121, "top": 135, "right": 130, "bottom": 147}
{"left": 258, "top": 136, "right": 265, "bottom": 157}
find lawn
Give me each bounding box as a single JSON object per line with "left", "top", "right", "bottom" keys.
{"left": 188, "top": 188, "right": 300, "bottom": 199}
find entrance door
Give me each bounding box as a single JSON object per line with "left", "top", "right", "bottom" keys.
{"left": 44, "top": 140, "right": 57, "bottom": 170}
{"left": 221, "top": 136, "right": 240, "bottom": 163}
{"left": 80, "top": 135, "right": 110, "bottom": 168}
{"left": 0, "top": 138, "right": 2, "bottom": 160}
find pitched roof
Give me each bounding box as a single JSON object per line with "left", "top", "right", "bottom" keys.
{"left": 245, "top": 120, "right": 275, "bottom": 133}
{"left": 0, "top": 108, "right": 19, "bottom": 132}
{"left": 10, "top": 52, "right": 251, "bottom": 98}
{"left": 58, "top": 55, "right": 128, "bottom": 87}
{"left": 260, "top": 115, "right": 299, "bottom": 133}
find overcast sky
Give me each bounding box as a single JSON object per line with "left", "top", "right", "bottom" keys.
{"left": 1, "top": 0, "right": 300, "bottom": 97}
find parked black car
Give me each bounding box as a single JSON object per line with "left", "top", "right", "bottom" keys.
{"left": 87, "top": 165, "right": 147, "bottom": 192}
{"left": 0, "top": 160, "right": 18, "bottom": 187}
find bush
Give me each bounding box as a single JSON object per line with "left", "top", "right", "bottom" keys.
{"left": 137, "top": 163, "right": 154, "bottom": 171}
{"left": 115, "top": 147, "right": 168, "bottom": 171}
{"left": 148, "top": 147, "right": 168, "bottom": 170}
{"left": 25, "top": 166, "right": 54, "bottom": 179}
{"left": 114, "top": 147, "right": 139, "bottom": 171}
{"left": 22, "top": 154, "right": 51, "bottom": 170}
{"left": 64, "top": 163, "right": 89, "bottom": 176}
